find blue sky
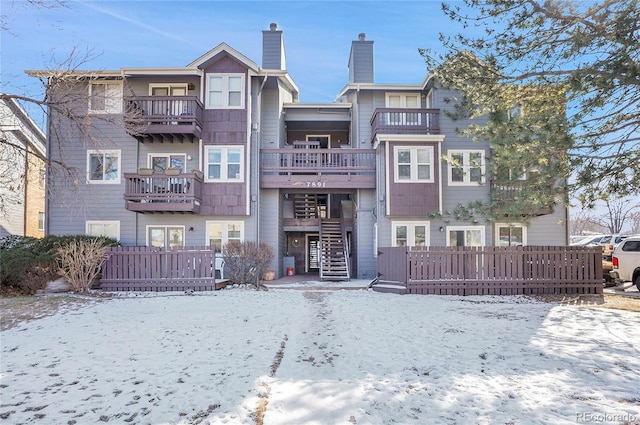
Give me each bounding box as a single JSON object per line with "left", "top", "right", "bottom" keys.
{"left": 2, "top": 0, "right": 459, "bottom": 127}
{"left": 4, "top": 0, "right": 631, "bottom": 226}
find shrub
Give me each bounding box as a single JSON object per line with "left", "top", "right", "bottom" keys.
{"left": 0, "top": 235, "right": 118, "bottom": 296}
{"left": 222, "top": 241, "right": 274, "bottom": 287}
{"left": 56, "top": 238, "right": 111, "bottom": 293}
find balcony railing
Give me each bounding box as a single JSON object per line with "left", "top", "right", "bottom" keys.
{"left": 124, "top": 172, "right": 203, "bottom": 213}
{"left": 260, "top": 148, "right": 376, "bottom": 188}
{"left": 370, "top": 108, "right": 440, "bottom": 138}
{"left": 125, "top": 96, "right": 203, "bottom": 142}
{"left": 490, "top": 180, "right": 553, "bottom": 216}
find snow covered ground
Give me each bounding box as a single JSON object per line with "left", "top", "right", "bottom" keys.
{"left": 1, "top": 287, "right": 639, "bottom": 425}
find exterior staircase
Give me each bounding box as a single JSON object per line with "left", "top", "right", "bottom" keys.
{"left": 293, "top": 193, "right": 318, "bottom": 218}
{"left": 319, "top": 218, "right": 350, "bottom": 281}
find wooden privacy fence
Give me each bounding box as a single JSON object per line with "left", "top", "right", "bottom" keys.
{"left": 101, "top": 246, "right": 224, "bottom": 291}
{"left": 377, "top": 246, "right": 603, "bottom": 296}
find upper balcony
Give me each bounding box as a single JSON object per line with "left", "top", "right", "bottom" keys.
{"left": 125, "top": 96, "right": 203, "bottom": 143}
{"left": 370, "top": 108, "right": 440, "bottom": 140}
{"left": 260, "top": 147, "right": 376, "bottom": 189}
{"left": 124, "top": 171, "right": 203, "bottom": 214}
{"left": 490, "top": 179, "right": 554, "bottom": 216}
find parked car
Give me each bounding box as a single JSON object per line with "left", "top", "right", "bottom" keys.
{"left": 601, "top": 234, "right": 631, "bottom": 259}
{"left": 570, "top": 234, "right": 606, "bottom": 247}
{"left": 570, "top": 235, "right": 589, "bottom": 244}
{"left": 609, "top": 236, "right": 640, "bottom": 291}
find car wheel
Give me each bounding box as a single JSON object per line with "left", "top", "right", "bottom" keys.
{"left": 636, "top": 274, "right": 640, "bottom": 292}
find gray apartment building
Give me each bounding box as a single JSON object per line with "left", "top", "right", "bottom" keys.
{"left": 30, "top": 24, "right": 569, "bottom": 281}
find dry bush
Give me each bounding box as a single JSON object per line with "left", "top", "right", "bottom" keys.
{"left": 56, "top": 238, "right": 110, "bottom": 293}
{"left": 222, "top": 241, "right": 274, "bottom": 287}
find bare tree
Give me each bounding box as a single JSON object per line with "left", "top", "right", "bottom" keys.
{"left": 1, "top": 1, "right": 68, "bottom": 33}
{"left": 629, "top": 212, "right": 640, "bottom": 235}
{"left": 1, "top": 46, "right": 147, "bottom": 218}
{"left": 590, "top": 197, "right": 640, "bottom": 234}
{"left": 570, "top": 211, "right": 606, "bottom": 236}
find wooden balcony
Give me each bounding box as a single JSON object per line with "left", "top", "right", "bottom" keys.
{"left": 125, "top": 96, "right": 203, "bottom": 143}
{"left": 124, "top": 172, "right": 203, "bottom": 213}
{"left": 370, "top": 108, "right": 440, "bottom": 139}
{"left": 260, "top": 149, "right": 376, "bottom": 188}
{"left": 490, "top": 180, "right": 553, "bottom": 216}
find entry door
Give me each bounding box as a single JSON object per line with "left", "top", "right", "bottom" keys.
{"left": 307, "top": 235, "right": 320, "bottom": 272}
{"left": 150, "top": 85, "right": 188, "bottom": 117}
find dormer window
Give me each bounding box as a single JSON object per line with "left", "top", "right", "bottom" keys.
{"left": 206, "top": 73, "right": 245, "bottom": 109}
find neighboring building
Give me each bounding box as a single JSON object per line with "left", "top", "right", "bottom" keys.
{"left": 28, "top": 24, "right": 568, "bottom": 280}
{"left": 0, "top": 96, "right": 46, "bottom": 238}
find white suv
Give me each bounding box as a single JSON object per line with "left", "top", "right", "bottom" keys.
{"left": 610, "top": 235, "right": 640, "bottom": 291}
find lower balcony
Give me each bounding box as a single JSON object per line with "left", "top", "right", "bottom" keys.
{"left": 124, "top": 172, "right": 203, "bottom": 213}
{"left": 260, "top": 149, "right": 376, "bottom": 189}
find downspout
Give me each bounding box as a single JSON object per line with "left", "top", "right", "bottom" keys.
{"left": 23, "top": 143, "right": 29, "bottom": 236}
{"left": 123, "top": 69, "right": 140, "bottom": 246}
{"left": 45, "top": 77, "right": 52, "bottom": 236}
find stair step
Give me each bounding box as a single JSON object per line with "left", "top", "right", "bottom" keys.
{"left": 319, "top": 217, "right": 350, "bottom": 282}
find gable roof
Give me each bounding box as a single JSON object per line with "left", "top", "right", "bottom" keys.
{"left": 187, "top": 42, "right": 260, "bottom": 72}
{"left": 0, "top": 95, "right": 46, "bottom": 156}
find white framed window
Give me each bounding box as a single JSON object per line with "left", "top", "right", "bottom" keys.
{"left": 86, "top": 220, "right": 120, "bottom": 240}
{"left": 39, "top": 168, "right": 46, "bottom": 189}
{"left": 495, "top": 223, "right": 527, "bottom": 247}
{"left": 447, "top": 226, "right": 485, "bottom": 247}
{"left": 206, "top": 221, "right": 244, "bottom": 252}
{"left": 392, "top": 222, "right": 430, "bottom": 247}
{"left": 38, "top": 212, "right": 45, "bottom": 231}
{"left": 448, "top": 150, "right": 486, "bottom": 185}
{"left": 206, "top": 73, "right": 245, "bottom": 109}
{"left": 89, "top": 81, "right": 122, "bottom": 114}
{"left": 386, "top": 93, "right": 420, "bottom": 108}
{"left": 148, "top": 153, "right": 186, "bottom": 173}
{"left": 205, "top": 146, "right": 244, "bottom": 182}
{"left": 394, "top": 146, "right": 434, "bottom": 182}
{"left": 495, "top": 165, "right": 527, "bottom": 182}
{"left": 147, "top": 225, "right": 184, "bottom": 248}
{"left": 87, "top": 150, "right": 120, "bottom": 184}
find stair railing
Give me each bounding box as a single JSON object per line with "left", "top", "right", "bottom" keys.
{"left": 339, "top": 208, "right": 351, "bottom": 281}
{"left": 318, "top": 206, "right": 326, "bottom": 280}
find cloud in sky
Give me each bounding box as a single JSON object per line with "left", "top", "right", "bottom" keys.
{"left": 2, "top": 1, "right": 447, "bottom": 103}
{"left": 81, "top": 2, "right": 194, "bottom": 45}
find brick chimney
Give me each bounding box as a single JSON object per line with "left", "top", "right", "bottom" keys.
{"left": 348, "top": 32, "right": 374, "bottom": 83}
{"left": 262, "top": 22, "right": 286, "bottom": 70}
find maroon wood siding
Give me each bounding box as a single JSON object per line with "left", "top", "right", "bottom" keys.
{"left": 201, "top": 55, "right": 248, "bottom": 145}
{"left": 199, "top": 183, "right": 247, "bottom": 216}
{"left": 388, "top": 141, "right": 440, "bottom": 216}
{"left": 199, "top": 55, "right": 250, "bottom": 215}
{"left": 201, "top": 109, "right": 247, "bottom": 144}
